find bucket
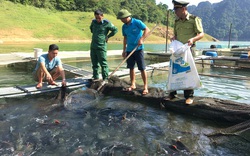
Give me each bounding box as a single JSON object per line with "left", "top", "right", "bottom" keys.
{"left": 34, "top": 48, "right": 43, "bottom": 60}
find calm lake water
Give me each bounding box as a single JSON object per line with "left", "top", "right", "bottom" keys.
{"left": 0, "top": 41, "right": 250, "bottom": 155}
{"left": 1, "top": 41, "right": 250, "bottom": 53}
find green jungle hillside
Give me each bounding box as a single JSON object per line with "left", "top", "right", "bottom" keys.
{"left": 0, "top": 1, "right": 215, "bottom": 43}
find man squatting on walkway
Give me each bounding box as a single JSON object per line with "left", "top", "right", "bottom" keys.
{"left": 166, "top": 0, "right": 204, "bottom": 104}
{"left": 90, "top": 10, "right": 118, "bottom": 81}
{"left": 117, "top": 9, "right": 150, "bottom": 95}
{"left": 33, "top": 44, "right": 66, "bottom": 89}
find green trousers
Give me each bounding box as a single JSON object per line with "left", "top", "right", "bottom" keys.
{"left": 90, "top": 47, "right": 109, "bottom": 80}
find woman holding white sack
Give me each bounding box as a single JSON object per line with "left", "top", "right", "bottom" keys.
{"left": 165, "top": 0, "right": 204, "bottom": 105}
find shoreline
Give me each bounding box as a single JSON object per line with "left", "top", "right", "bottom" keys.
{"left": 0, "top": 39, "right": 168, "bottom": 44}
{"left": 0, "top": 39, "right": 220, "bottom": 45}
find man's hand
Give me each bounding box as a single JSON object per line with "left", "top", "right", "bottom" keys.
{"left": 61, "top": 79, "right": 67, "bottom": 86}
{"left": 171, "top": 36, "right": 176, "bottom": 41}
{"left": 122, "top": 51, "right": 127, "bottom": 59}
{"left": 138, "top": 38, "right": 143, "bottom": 45}
{"left": 46, "top": 74, "right": 53, "bottom": 82}
{"left": 187, "top": 38, "right": 194, "bottom": 46}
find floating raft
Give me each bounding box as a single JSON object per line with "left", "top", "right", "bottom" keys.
{"left": 196, "top": 55, "right": 250, "bottom": 62}
{"left": 63, "top": 64, "right": 92, "bottom": 77}
{"left": 0, "top": 78, "right": 91, "bottom": 98}
{"left": 0, "top": 60, "right": 170, "bottom": 98}
{"left": 195, "top": 55, "right": 250, "bottom": 69}
{"left": 0, "top": 64, "right": 93, "bottom": 98}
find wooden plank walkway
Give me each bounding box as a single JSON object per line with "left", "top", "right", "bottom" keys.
{"left": 0, "top": 64, "right": 93, "bottom": 98}
{"left": 195, "top": 55, "right": 250, "bottom": 69}
{"left": 0, "top": 78, "right": 90, "bottom": 98}
{"left": 196, "top": 55, "right": 250, "bottom": 62}
{"left": 63, "top": 64, "right": 92, "bottom": 77}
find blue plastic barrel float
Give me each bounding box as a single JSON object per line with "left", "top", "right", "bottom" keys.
{"left": 205, "top": 51, "right": 218, "bottom": 57}
{"left": 240, "top": 54, "right": 248, "bottom": 59}
{"left": 205, "top": 51, "right": 218, "bottom": 64}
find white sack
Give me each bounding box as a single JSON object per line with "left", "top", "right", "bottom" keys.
{"left": 167, "top": 40, "right": 202, "bottom": 91}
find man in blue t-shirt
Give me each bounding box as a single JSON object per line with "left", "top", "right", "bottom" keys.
{"left": 117, "top": 9, "right": 150, "bottom": 95}
{"left": 33, "top": 44, "right": 66, "bottom": 89}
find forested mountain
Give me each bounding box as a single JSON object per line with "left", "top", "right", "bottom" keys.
{"left": 189, "top": 0, "right": 250, "bottom": 41}
{"left": 7, "top": 0, "right": 172, "bottom": 25}
{"left": 6, "top": 0, "right": 249, "bottom": 41}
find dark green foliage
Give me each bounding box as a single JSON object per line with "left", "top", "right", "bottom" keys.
{"left": 189, "top": 0, "right": 250, "bottom": 41}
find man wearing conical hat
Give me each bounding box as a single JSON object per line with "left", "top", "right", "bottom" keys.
{"left": 166, "top": 0, "right": 204, "bottom": 104}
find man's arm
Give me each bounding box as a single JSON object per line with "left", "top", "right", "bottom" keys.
{"left": 107, "top": 23, "right": 118, "bottom": 39}
{"left": 188, "top": 32, "right": 204, "bottom": 46}
{"left": 188, "top": 16, "right": 204, "bottom": 46}
{"left": 138, "top": 27, "right": 150, "bottom": 45}
{"left": 122, "top": 36, "right": 127, "bottom": 58}
{"left": 40, "top": 62, "right": 53, "bottom": 81}
{"left": 90, "top": 20, "right": 94, "bottom": 33}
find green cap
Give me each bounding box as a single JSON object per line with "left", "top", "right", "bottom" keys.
{"left": 117, "top": 9, "right": 131, "bottom": 19}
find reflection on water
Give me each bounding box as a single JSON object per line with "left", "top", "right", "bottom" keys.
{"left": 1, "top": 89, "right": 249, "bottom": 155}
{"left": 0, "top": 66, "right": 34, "bottom": 88}
{"left": 144, "top": 68, "right": 250, "bottom": 104}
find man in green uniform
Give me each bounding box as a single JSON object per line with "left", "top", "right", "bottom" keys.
{"left": 166, "top": 0, "right": 204, "bottom": 105}
{"left": 90, "top": 10, "right": 118, "bottom": 81}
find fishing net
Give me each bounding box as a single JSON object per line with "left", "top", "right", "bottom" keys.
{"left": 206, "top": 119, "right": 250, "bottom": 145}
{"left": 63, "top": 88, "right": 99, "bottom": 111}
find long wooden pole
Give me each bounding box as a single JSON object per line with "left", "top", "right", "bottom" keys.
{"left": 97, "top": 24, "right": 158, "bottom": 91}
{"left": 107, "top": 24, "right": 158, "bottom": 79}
{"left": 228, "top": 23, "right": 232, "bottom": 48}
{"left": 165, "top": 10, "right": 169, "bottom": 53}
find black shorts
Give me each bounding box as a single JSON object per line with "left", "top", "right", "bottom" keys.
{"left": 126, "top": 50, "right": 146, "bottom": 70}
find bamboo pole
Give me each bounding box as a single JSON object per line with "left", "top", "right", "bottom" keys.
{"left": 97, "top": 24, "right": 158, "bottom": 91}
{"left": 228, "top": 23, "right": 232, "bottom": 48}
{"left": 165, "top": 10, "right": 169, "bottom": 53}
{"left": 107, "top": 24, "right": 158, "bottom": 79}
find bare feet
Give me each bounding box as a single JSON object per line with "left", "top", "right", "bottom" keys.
{"left": 123, "top": 86, "right": 136, "bottom": 91}
{"left": 48, "top": 81, "right": 57, "bottom": 85}
{"left": 36, "top": 82, "right": 43, "bottom": 89}
{"left": 142, "top": 89, "right": 148, "bottom": 95}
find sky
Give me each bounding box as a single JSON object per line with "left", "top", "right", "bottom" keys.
{"left": 156, "top": 0, "right": 223, "bottom": 9}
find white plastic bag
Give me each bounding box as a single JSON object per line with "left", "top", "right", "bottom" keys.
{"left": 167, "top": 40, "right": 202, "bottom": 91}
{"left": 169, "top": 40, "right": 189, "bottom": 57}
